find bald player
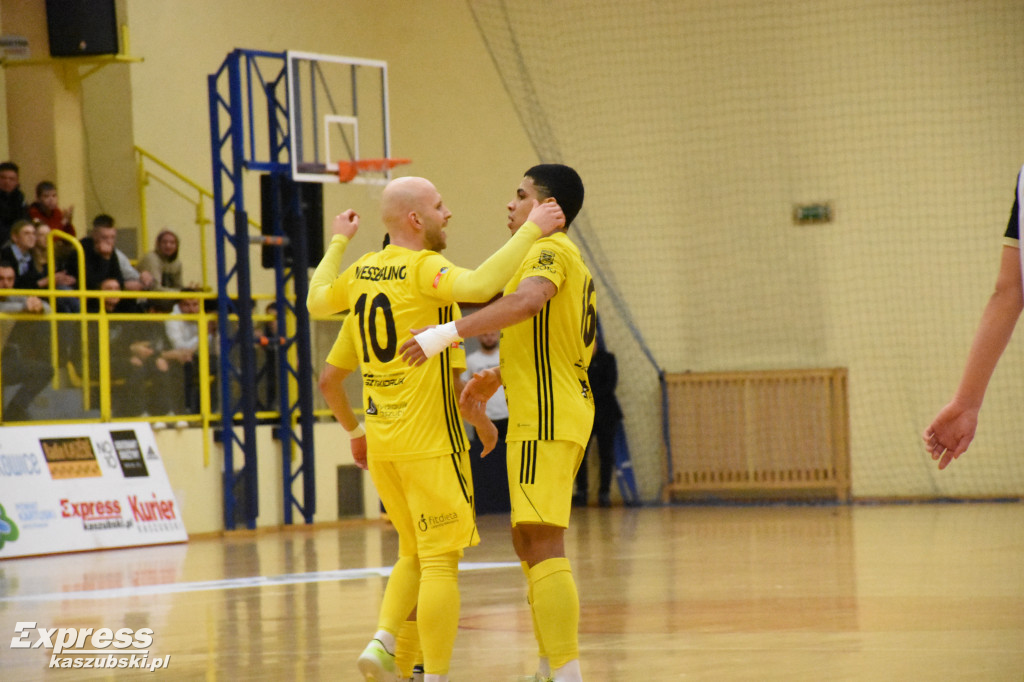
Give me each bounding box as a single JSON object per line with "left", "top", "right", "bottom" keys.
{"left": 309, "top": 176, "right": 565, "bottom": 682}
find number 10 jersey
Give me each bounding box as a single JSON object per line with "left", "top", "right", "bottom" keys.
{"left": 327, "top": 244, "right": 470, "bottom": 461}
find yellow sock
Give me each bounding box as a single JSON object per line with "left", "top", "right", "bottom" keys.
{"left": 522, "top": 560, "right": 548, "bottom": 663}
{"left": 528, "top": 557, "right": 579, "bottom": 669}
{"left": 395, "top": 617, "right": 420, "bottom": 678}
{"left": 417, "top": 551, "right": 461, "bottom": 675}
{"left": 378, "top": 555, "right": 420, "bottom": 637}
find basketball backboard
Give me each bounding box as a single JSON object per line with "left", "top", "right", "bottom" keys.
{"left": 286, "top": 50, "right": 400, "bottom": 184}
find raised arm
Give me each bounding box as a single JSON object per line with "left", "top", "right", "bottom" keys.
{"left": 448, "top": 201, "right": 564, "bottom": 303}
{"left": 923, "top": 245, "right": 1023, "bottom": 468}
{"left": 306, "top": 210, "right": 359, "bottom": 316}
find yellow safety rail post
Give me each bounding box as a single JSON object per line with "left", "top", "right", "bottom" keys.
{"left": 196, "top": 293, "right": 214, "bottom": 467}
{"left": 135, "top": 146, "right": 214, "bottom": 290}
{"left": 135, "top": 147, "right": 263, "bottom": 292}
{"left": 46, "top": 231, "right": 90, "bottom": 406}
{"left": 96, "top": 287, "right": 112, "bottom": 420}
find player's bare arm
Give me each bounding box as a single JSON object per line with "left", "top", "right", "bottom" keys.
{"left": 400, "top": 277, "right": 557, "bottom": 366}
{"left": 454, "top": 371, "right": 497, "bottom": 456}
{"left": 318, "top": 363, "right": 368, "bottom": 469}
{"left": 922, "top": 245, "right": 1023, "bottom": 469}
{"left": 306, "top": 210, "right": 360, "bottom": 317}
{"left": 459, "top": 367, "right": 502, "bottom": 416}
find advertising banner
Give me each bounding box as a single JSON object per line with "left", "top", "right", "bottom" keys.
{"left": 0, "top": 423, "right": 187, "bottom": 558}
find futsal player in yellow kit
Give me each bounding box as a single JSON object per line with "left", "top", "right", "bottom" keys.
{"left": 309, "top": 175, "right": 565, "bottom": 682}
{"left": 401, "top": 165, "right": 594, "bottom": 682}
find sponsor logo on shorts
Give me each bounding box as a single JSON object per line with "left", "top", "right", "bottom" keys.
{"left": 417, "top": 511, "right": 459, "bottom": 532}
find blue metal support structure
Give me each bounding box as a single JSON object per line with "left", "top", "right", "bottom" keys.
{"left": 207, "top": 49, "right": 317, "bottom": 529}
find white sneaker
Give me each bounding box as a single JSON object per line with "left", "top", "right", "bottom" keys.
{"left": 153, "top": 421, "right": 168, "bottom": 430}
{"left": 174, "top": 420, "right": 189, "bottom": 429}
{"left": 357, "top": 639, "right": 398, "bottom": 681}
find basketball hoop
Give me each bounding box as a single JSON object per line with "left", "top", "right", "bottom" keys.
{"left": 337, "top": 158, "right": 411, "bottom": 183}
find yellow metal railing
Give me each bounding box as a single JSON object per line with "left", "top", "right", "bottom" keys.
{"left": 134, "top": 148, "right": 346, "bottom": 424}
{"left": 1, "top": 287, "right": 219, "bottom": 463}
{"left": 1, "top": 152, "right": 351, "bottom": 467}
{"left": 134, "top": 145, "right": 263, "bottom": 292}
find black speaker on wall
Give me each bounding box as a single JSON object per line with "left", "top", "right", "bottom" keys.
{"left": 45, "top": 0, "right": 119, "bottom": 57}
{"left": 260, "top": 175, "right": 324, "bottom": 269}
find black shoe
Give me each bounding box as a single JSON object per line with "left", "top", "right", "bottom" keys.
{"left": 572, "top": 494, "right": 587, "bottom": 508}
{"left": 598, "top": 493, "right": 611, "bottom": 508}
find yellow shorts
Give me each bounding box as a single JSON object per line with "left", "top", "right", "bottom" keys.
{"left": 369, "top": 451, "right": 479, "bottom": 558}
{"left": 506, "top": 440, "right": 584, "bottom": 528}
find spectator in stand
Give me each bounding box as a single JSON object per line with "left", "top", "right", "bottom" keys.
{"left": 0, "top": 220, "right": 40, "bottom": 289}
{"left": 28, "top": 181, "right": 75, "bottom": 237}
{"left": 0, "top": 260, "right": 53, "bottom": 422}
{"left": 30, "top": 223, "right": 79, "bottom": 314}
{"left": 66, "top": 214, "right": 152, "bottom": 296}
{"left": 166, "top": 288, "right": 203, "bottom": 415}
{"left": 255, "top": 301, "right": 278, "bottom": 412}
{"left": 0, "top": 162, "right": 29, "bottom": 246}
{"left": 573, "top": 329, "right": 623, "bottom": 508}
{"left": 66, "top": 215, "right": 125, "bottom": 311}
{"left": 93, "top": 277, "right": 176, "bottom": 421}
{"left": 139, "top": 228, "right": 184, "bottom": 292}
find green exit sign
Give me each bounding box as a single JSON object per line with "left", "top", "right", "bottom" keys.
{"left": 792, "top": 203, "right": 832, "bottom": 224}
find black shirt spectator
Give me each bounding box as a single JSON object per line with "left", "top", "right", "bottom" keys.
{"left": 0, "top": 162, "right": 29, "bottom": 246}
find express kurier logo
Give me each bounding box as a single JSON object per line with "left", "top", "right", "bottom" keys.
{"left": 60, "top": 498, "right": 131, "bottom": 532}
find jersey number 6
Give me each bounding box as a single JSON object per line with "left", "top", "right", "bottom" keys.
{"left": 581, "top": 277, "right": 596, "bottom": 347}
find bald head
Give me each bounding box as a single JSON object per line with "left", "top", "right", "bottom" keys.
{"left": 381, "top": 176, "right": 451, "bottom": 251}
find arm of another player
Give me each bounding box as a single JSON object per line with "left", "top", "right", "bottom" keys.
{"left": 923, "top": 245, "right": 1023, "bottom": 469}
{"left": 318, "top": 362, "right": 368, "bottom": 469}
{"left": 447, "top": 201, "right": 563, "bottom": 303}
{"left": 306, "top": 210, "right": 359, "bottom": 317}
{"left": 459, "top": 367, "right": 502, "bottom": 413}
{"left": 400, "top": 276, "right": 557, "bottom": 365}
{"left": 454, "top": 370, "right": 497, "bottom": 456}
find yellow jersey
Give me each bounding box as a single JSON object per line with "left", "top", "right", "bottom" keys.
{"left": 500, "top": 232, "right": 596, "bottom": 447}
{"left": 326, "top": 245, "right": 469, "bottom": 460}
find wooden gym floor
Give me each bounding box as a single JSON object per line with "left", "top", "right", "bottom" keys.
{"left": 1, "top": 502, "right": 1022, "bottom": 680}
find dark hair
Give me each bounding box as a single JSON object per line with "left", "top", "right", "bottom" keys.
{"left": 524, "top": 164, "right": 585, "bottom": 228}
{"left": 0, "top": 259, "right": 17, "bottom": 273}
{"left": 0, "top": 161, "right": 19, "bottom": 174}
{"left": 9, "top": 219, "right": 33, "bottom": 236}
{"left": 92, "top": 214, "right": 116, "bottom": 229}
{"left": 35, "top": 181, "right": 56, "bottom": 197}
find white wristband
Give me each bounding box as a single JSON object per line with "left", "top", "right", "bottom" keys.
{"left": 413, "top": 321, "right": 461, "bottom": 359}
{"left": 346, "top": 423, "right": 365, "bottom": 439}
